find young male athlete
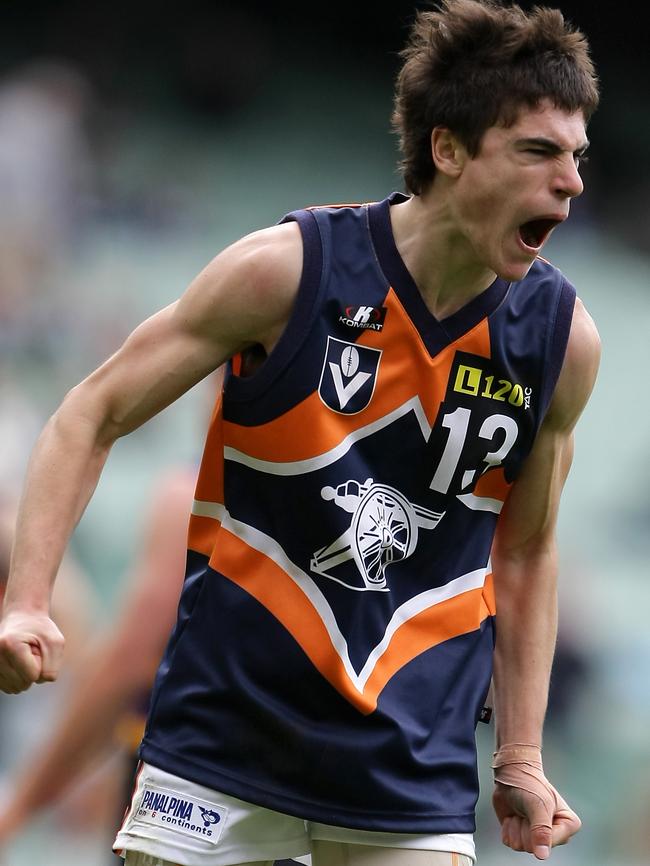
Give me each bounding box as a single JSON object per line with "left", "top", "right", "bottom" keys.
{"left": 0, "top": 1, "right": 600, "bottom": 864}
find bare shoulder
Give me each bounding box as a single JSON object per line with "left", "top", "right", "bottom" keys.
{"left": 177, "top": 220, "right": 304, "bottom": 353}
{"left": 546, "top": 296, "right": 601, "bottom": 432}
{"left": 60, "top": 222, "right": 304, "bottom": 440}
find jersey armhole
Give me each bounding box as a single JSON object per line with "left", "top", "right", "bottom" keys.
{"left": 538, "top": 276, "right": 577, "bottom": 419}
{"left": 224, "top": 208, "right": 325, "bottom": 401}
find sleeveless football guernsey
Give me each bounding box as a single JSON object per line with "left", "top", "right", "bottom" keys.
{"left": 139, "top": 192, "right": 575, "bottom": 833}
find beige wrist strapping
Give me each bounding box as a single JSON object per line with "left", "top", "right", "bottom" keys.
{"left": 492, "top": 743, "right": 569, "bottom": 813}
{"left": 493, "top": 743, "right": 543, "bottom": 770}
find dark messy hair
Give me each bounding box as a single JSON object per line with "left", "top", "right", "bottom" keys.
{"left": 392, "top": 0, "right": 599, "bottom": 194}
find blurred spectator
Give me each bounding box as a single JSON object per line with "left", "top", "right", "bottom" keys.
{"left": 0, "top": 375, "right": 42, "bottom": 496}
{"left": 546, "top": 630, "right": 593, "bottom": 739}
{"left": 0, "top": 59, "right": 96, "bottom": 353}
{"left": 0, "top": 492, "right": 99, "bottom": 775}
{"left": 0, "top": 467, "right": 307, "bottom": 865}
{"left": 0, "top": 468, "right": 192, "bottom": 856}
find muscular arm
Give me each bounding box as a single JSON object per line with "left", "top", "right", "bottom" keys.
{"left": 491, "top": 298, "right": 601, "bottom": 858}
{"left": 0, "top": 222, "right": 303, "bottom": 692}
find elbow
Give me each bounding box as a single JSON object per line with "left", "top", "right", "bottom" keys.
{"left": 52, "top": 382, "right": 120, "bottom": 454}
{"left": 492, "top": 517, "right": 558, "bottom": 567}
{"left": 493, "top": 536, "right": 557, "bottom": 571}
{"left": 491, "top": 531, "right": 558, "bottom": 595}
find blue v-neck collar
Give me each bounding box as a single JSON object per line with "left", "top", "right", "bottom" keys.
{"left": 367, "top": 192, "right": 510, "bottom": 357}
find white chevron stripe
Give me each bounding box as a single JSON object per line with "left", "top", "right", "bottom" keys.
{"left": 205, "top": 501, "right": 360, "bottom": 687}
{"left": 223, "top": 396, "right": 432, "bottom": 476}
{"left": 357, "top": 561, "right": 490, "bottom": 688}
{"left": 192, "top": 500, "right": 490, "bottom": 695}
{"left": 456, "top": 493, "right": 503, "bottom": 514}
{"left": 192, "top": 500, "right": 226, "bottom": 520}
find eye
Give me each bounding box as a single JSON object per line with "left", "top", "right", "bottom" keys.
{"left": 575, "top": 153, "right": 589, "bottom": 166}
{"left": 522, "top": 147, "right": 552, "bottom": 160}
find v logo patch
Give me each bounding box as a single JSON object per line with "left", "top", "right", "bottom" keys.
{"left": 319, "top": 337, "right": 381, "bottom": 415}
{"left": 329, "top": 363, "right": 371, "bottom": 410}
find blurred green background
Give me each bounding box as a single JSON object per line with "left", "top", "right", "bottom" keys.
{"left": 0, "top": 2, "right": 648, "bottom": 865}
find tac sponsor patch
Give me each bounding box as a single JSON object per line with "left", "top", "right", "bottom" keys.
{"left": 132, "top": 783, "right": 227, "bottom": 845}
{"left": 318, "top": 336, "right": 381, "bottom": 414}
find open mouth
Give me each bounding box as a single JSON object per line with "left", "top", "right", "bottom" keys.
{"left": 518, "top": 217, "right": 562, "bottom": 250}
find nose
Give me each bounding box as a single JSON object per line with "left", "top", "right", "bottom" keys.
{"left": 553, "top": 155, "right": 584, "bottom": 199}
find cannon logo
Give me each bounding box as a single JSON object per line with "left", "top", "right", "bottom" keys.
{"left": 319, "top": 337, "right": 382, "bottom": 414}
{"left": 311, "top": 478, "right": 445, "bottom": 591}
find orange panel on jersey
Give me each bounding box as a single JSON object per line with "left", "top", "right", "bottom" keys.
{"left": 211, "top": 529, "right": 365, "bottom": 708}
{"left": 188, "top": 514, "right": 221, "bottom": 558}
{"left": 231, "top": 354, "right": 243, "bottom": 377}
{"left": 482, "top": 571, "right": 496, "bottom": 616}
{"left": 452, "top": 314, "right": 492, "bottom": 357}
{"left": 194, "top": 398, "right": 225, "bottom": 504}
{"left": 473, "top": 467, "right": 511, "bottom": 501}
{"left": 212, "top": 529, "right": 493, "bottom": 715}
{"left": 369, "top": 288, "right": 492, "bottom": 370}
{"left": 222, "top": 289, "right": 493, "bottom": 464}
{"left": 363, "top": 584, "right": 494, "bottom": 710}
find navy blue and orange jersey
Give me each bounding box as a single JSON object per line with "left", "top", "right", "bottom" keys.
{"left": 140, "top": 192, "right": 575, "bottom": 833}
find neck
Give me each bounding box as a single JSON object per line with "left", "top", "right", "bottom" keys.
{"left": 389, "top": 189, "right": 497, "bottom": 319}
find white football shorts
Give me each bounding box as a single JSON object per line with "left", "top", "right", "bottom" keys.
{"left": 114, "top": 762, "right": 476, "bottom": 866}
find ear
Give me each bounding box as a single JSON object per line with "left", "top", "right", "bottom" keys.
{"left": 431, "top": 127, "right": 467, "bottom": 178}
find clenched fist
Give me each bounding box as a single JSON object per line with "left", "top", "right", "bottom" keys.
{"left": 492, "top": 743, "right": 581, "bottom": 860}
{"left": 0, "top": 610, "right": 65, "bottom": 694}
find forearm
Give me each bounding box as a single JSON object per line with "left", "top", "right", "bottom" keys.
{"left": 491, "top": 544, "right": 583, "bottom": 859}
{"left": 492, "top": 545, "right": 558, "bottom": 747}
{"left": 5, "top": 391, "right": 113, "bottom": 614}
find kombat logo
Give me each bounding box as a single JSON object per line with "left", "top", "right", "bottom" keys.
{"left": 339, "top": 305, "right": 387, "bottom": 331}
{"left": 136, "top": 785, "right": 227, "bottom": 842}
